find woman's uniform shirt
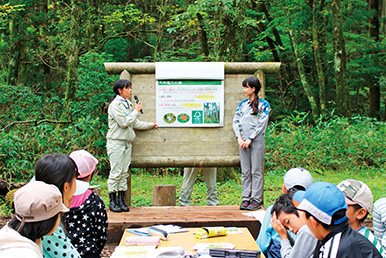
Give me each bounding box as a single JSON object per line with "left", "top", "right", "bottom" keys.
{"left": 106, "top": 96, "right": 153, "bottom": 142}
{"left": 233, "top": 98, "right": 270, "bottom": 140}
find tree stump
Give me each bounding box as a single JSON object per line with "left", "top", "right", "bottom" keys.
{"left": 152, "top": 185, "right": 176, "bottom": 206}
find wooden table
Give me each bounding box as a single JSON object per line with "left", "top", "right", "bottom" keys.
{"left": 120, "top": 227, "right": 265, "bottom": 257}
{"left": 107, "top": 205, "right": 262, "bottom": 243}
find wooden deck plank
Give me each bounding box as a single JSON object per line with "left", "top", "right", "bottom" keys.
{"left": 107, "top": 205, "right": 264, "bottom": 244}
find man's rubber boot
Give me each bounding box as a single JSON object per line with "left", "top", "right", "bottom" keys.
{"left": 109, "top": 192, "right": 123, "bottom": 213}
{"left": 118, "top": 191, "right": 130, "bottom": 212}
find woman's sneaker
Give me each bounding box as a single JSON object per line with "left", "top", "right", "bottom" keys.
{"left": 247, "top": 200, "right": 262, "bottom": 211}
{"left": 239, "top": 200, "right": 250, "bottom": 210}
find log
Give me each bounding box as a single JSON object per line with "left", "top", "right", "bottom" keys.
{"left": 131, "top": 156, "right": 240, "bottom": 168}
{"left": 104, "top": 62, "right": 281, "bottom": 74}
{"left": 152, "top": 185, "right": 176, "bottom": 206}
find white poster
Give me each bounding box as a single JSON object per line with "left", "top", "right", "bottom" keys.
{"left": 156, "top": 80, "right": 224, "bottom": 127}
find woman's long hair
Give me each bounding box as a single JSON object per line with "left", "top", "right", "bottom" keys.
{"left": 242, "top": 76, "right": 261, "bottom": 115}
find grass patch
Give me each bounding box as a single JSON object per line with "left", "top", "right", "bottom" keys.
{"left": 93, "top": 167, "right": 386, "bottom": 209}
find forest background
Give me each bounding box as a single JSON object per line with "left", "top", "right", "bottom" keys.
{"left": 0, "top": 0, "right": 385, "bottom": 210}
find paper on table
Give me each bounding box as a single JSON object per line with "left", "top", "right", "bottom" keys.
{"left": 151, "top": 224, "right": 188, "bottom": 234}
{"left": 225, "top": 227, "right": 245, "bottom": 234}
{"left": 127, "top": 224, "right": 188, "bottom": 236}
{"left": 242, "top": 210, "right": 266, "bottom": 222}
{"left": 110, "top": 245, "right": 157, "bottom": 258}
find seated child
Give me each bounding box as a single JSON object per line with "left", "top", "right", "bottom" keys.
{"left": 66, "top": 150, "right": 108, "bottom": 258}
{"left": 294, "top": 181, "right": 382, "bottom": 258}
{"left": 35, "top": 153, "right": 81, "bottom": 258}
{"left": 0, "top": 181, "right": 69, "bottom": 258}
{"left": 337, "top": 179, "right": 385, "bottom": 255}
{"left": 257, "top": 167, "right": 313, "bottom": 258}
{"left": 373, "top": 197, "right": 386, "bottom": 249}
{"left": 271, "top": 192, "right": 317, "bottom": 258}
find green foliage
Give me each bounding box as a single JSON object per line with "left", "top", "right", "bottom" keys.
{"left": 0, "top": 52, "right": 117, "bottom": 180}
{"left": 0, "top": 0, "right": 386, "bottom": 214}
{"left": 0, "top": 0, "right": 385, "bottom": 118}
{"left": 265, "top": 112, "right": 386, "bottom": 173}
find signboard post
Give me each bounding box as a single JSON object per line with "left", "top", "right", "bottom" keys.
{"left": 104, "top": 62, "right": 280, "bottom": 168}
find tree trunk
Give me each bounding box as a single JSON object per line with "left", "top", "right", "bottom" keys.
{"left": 258, "top": 2, "right": 284, "bottom": 47}
{"left": 312, "top": 0, "right": 327, "bottom": 113}
{"left": 7, "top": 1, "right": 26, "bottom": 86}
{"left": 196, "top": 13, "right": 209, "bottom": 57}
{"left": 86, "top": 0, "right": 101, "bottom": 50}
{"left": 289, "top": 28, "right": 319, "bottom": 121}
{"left": 286, "top": 7, "right": 319, "bottom": 121}
{"left": 369, "top": 0, "right": 380, "bottom": 119}
{"left": 330, "top": 0, "right": 350, "bottom": 116}
{"left": 59, "top": 0, "right": 81, "bottom": 122}
{"left": 381, "top": 0, "right": 386, "bottom": 34}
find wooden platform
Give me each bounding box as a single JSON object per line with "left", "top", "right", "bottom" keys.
{"left": 107, "top": 205, "right": 263, "bottom": 244}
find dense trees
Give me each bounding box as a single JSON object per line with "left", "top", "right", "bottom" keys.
{"left": 0, "top": 0, "right": 385, "bottom": 182}
{"left": 0, "top": 0, "right": 385, "bottom": 122}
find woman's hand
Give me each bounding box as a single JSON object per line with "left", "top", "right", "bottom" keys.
{"left": 135, "top": 102, "right": 143, "bottom": 112}
{"left": 238, "top": 136, "right": 245, "bottom": 149}
{"left": 244, "top": 138, "right": 252, "bottom": 148}
{"left": 271, "top": 212, "right": 288, "bottom": 240}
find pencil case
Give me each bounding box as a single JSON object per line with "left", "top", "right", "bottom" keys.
{"left": 148, "top": 226, "right": 169, "bottom": 240}
{"left": 194, "top": 226, "right": 227, "bottom": 239}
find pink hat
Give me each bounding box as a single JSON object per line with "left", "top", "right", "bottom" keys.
{"left": 14, "top": 181, "right": 69, "bottom": 223}
{"left": 69, "top": 150, "right": 99, "bottom": 178}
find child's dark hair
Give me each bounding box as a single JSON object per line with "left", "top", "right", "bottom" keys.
{"left": 8, "top": 214, "right": 59, "bottom": 242}
{"left": 34, "top": 153, "right": 79, "bottom": 193}
{"left": 287, "top": 185, "right": 306, "bottom": 194}
{"left": 271, "top": 191, "right": 299, "bottom": 217}
{"left": 305, "top": 209, "right": 347, "bottom": 231}
{"left": 113, "top": 79, "right": 132, "bottom": 95}
{"left": 242, "top": 76, "right": 261, "bottom": 115}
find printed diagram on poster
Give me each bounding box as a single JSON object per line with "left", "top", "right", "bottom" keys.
{"left": 155, "top": 62, "right": 224, "bottom": 128}
{"left": 156, "top": 81, "right": 224, "bottom": 127}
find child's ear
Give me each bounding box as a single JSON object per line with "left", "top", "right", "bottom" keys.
{"left": 63, "top": 182, "right": 70, "bottom": 193}
{"left": 282, "top": 184, "right": 288, "bottom": 194}
{"left": 356, "top": 208, "right": 368, "bottom": 221}
{"left": 309, "top": 216, "right": 319, "bottom": 229}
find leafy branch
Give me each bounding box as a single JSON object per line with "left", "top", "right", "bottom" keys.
{"left": 1, "top": 119, "right": 71, "bottom": 131}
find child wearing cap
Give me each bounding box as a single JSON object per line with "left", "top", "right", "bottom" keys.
{"left": 65, "top": 150, "right": 108, "bottom": 258}
{"left": 34, "top": 153, "right": 81, "bottom": 258}
{"left": 270, "top": 192, "right": 318, "bottom": 258}
{"left": 294, "top": 181, "right": 382, "bottom": 258}
{"left": 373, "top": 198, "right": 386, "bottom": 250}
{"left": 337, "top": 179, "right": 385, "bottom": 256}
{"left": 0, "top": 181, "right": 69, "bottom": 258}
{"left": 256, "top": 167, "right": 313, "bottom": 258}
